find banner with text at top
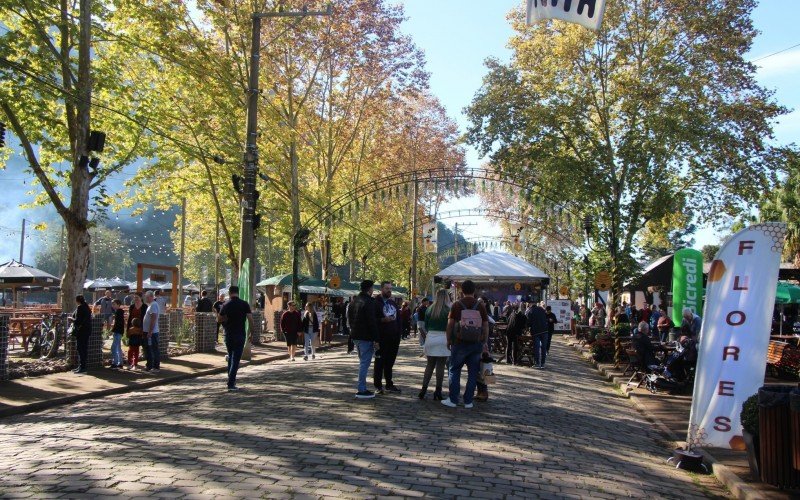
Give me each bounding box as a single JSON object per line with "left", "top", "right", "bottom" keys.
{"left": 687, "top": 223, "right": 786, "bottom": 450}
{"left": 527, "top": 0, "right": 607, "bottom": 31}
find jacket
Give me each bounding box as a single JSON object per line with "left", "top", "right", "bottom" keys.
{"left": 301, "top": 310, "right": 320, "bottom": 333}
{"left": 525, "top": 305, "right": 548, "bottom": 336}
{"left": 73, "top": 302, "right": 92, "bottom": 336}
{"left": 348, "top": 291, "right": 380, "bottom": 342}
{"left": 280, "top": 310, "right": 302, "bottom": 335}
{"left": 127, "top": 303, "right": 147, "bottom": 332}
{"left": 506, "top": 310, "right": 527, "bottom": 337}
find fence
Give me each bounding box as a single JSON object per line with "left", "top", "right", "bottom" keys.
{"left": 0, "top": 315, "right": 8, "bottom": 381}
{"left": 66, "top": 316, "right": 104, "bottom": 369}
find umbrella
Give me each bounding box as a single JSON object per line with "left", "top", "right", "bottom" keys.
{"left": 256, "top": 274, "right": 327, "bottom": 288}
{"left": 0, "top": 260, "right": 60, "bottom": 307}
{"left": 84, "top": 277, "right": 130, "bottom": 292}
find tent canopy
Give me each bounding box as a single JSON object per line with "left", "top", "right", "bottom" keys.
{"left": 0, "top": 260, "right": 60, "bottom": 285}
{"left": 436, "top": 252, "right": 549, "bottom": 283}
{"left": 257, "top": 274, "right": 327, "bottom": 288}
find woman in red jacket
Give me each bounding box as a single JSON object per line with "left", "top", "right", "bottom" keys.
{"left": 280, "top": 301, "right": 302, "bottom": 361}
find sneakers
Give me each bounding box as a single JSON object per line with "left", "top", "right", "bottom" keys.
{"left": 375, "top": 387, "right": 385, "bottom": 395}
{"left": 464, "top": 402, "right": 474, "bottom": 409}
{"left": 228, "top": 386, "right": 239, "bottom": 392}
{"left": 152, "top": 369, "right": 160, "bottom": 373}
{"left": 386, "top": 385, "right": 401, "bottom": 394}
{"left": 355, "top": 390, "right": 375, "bottom": 399}
{"left": 441, "top": 399, "right": 457, "bottom": 408}
{"left": 303, "top": 355, "right": 308, "bottom": 361}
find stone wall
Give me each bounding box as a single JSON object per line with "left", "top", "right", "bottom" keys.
{"left": 66, "top": 316, "right": 104, "bottom": 369}
{"left": 0, "top": 315, "right": 8, "bottom": 381}
{"left": 157, "top": 313, "right": 170, "bottom": 359}
{"left": 251, "top": 311, "right": 263, "bottom": 345}
{"left": 195, "top": 313, "right": 217, "bottom": 353}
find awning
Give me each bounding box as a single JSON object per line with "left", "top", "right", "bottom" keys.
{"left": 436, "top": 252, "right": 549, "bottom": 283}
{"left": 776, "top": 281, "right": 800, "bottom": 304}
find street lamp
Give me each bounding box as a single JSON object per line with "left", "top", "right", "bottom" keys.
{"left": 239, "top": 4, "right": 332, "bottom": 305}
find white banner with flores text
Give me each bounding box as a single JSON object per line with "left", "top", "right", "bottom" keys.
{"left": 687, "top": 223, "right": 786, "bottom": 449}
{"left": 526, "top": 0, "right": 607, "bottom": 31}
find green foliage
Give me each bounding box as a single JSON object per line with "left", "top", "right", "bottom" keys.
{"left": 466, "top": 0, "right": 786, "bottom": 297}
{"left": 701, "top": 245, "right": 720, "bottom": 262}
{"left": 740, "top": 393, "right": 759, "bottom": 437}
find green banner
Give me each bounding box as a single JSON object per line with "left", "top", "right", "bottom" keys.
{"left": 238, "top": 258, "right": 251, "bottom": 341}
{"left": 672, "top": 248, "right": 704, "bottom": 325}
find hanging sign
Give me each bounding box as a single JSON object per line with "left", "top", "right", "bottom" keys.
{"left": 559, "top": 285, "right": 570, "bottom": 297}
{"left": 672, "top": 248, "right": 704, "bottom": 326}
{"left": 687, "top": 223, "right": 786, "bottom": 450}
{"left": 526, "top": 0, "right": 607, "bottom": 31}
{"left": 422, "top": 221, "right": 438, "bottom": 254}
{"left": 328, "top": 275, "right": 341, "bottom": 290}
{"left": 514, "top": 282, "right": 522, "bottom": 291}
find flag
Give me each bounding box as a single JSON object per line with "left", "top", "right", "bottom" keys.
{"left": 671, "top": 248, "right": 704, "bottom": 325}
{"left": 422, "top": 222, "right": 438, "bottom": 254}
{"left": 687, "top": 223, "right": 786, "bottom": 450}
{"left": 527, "top": 0, "right": 607, "bottom": 31}
{"left": 238, "top": 258, "right": 252, "bottom": 360}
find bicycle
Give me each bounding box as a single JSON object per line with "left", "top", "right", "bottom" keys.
{"left": 39, "top": 313, "right": 69, "bottom": 358}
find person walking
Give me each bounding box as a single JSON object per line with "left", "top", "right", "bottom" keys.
{"left": 442, "top": 280, "right": 488, "bottom": 409}
{"left": 374, "top": 281, "right": 402, "bottom": 394}
{"left": 142, "top": 291, "right": 161, "bottom": 372}
{"left": 218, "top": 286, "right": 253, "bottom": 391}
{"left": 526, "top": 301, "right": 549, "bottom": 369}
{"left": 400, "top": 301, "right": 412, "bottom": 340}
{"left": 126, "top": 293, "right": 147, "bottom": 369}
{"left": 72, "top": 295, "right": 92, "bottom": 374}
{"left": 544, "top": 305, "right": 557, "bottom": 354}
{"left": 505, "top": 303, "right": 527, "bottom": 365}
{"left": 95, "top": 290, "right": 114, "bottom": 332}
{"left": 109, "top": 299, "right": 125, "bottom": 369}
{"left": 348, "top": 280, "right": 381, "bottom": 399}
{"left": 301, "top": 302, "right": 320, "bottom": 361}
{"left": 419, "top": 289, "right": 451, "bottom": 401}
{"left": 280, "top": 301, "right": 302, "bottom": 361}
{"left": 196, "top": 290, "right": 213, "bottom": 313}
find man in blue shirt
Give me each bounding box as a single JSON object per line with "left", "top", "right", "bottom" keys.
{"left": 219, "top": 286, "right": 253, "bottom": 391}
{"left": 682, "top": 308, "right": 702, "bottom": 340}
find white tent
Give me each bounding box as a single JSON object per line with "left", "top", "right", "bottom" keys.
{"left": 436, "top": 252, "right": 549, "bottom": 283}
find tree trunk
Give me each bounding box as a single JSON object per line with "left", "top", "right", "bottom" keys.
{"left": 62, "top": 221, "right": 91, "bottom": 311}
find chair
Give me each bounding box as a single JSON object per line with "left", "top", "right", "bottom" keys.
{"left": 518, "top": 336, "right": 535, "bottom": 367}
{"left": 624, "top": 348, "right": 646, "bottom": 392}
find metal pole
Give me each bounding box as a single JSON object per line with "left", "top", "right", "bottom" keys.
{"left": 410, "top": 176, "right": 419, "bottom": 300}
{"left": 214, "top": 214, "right": 220, "bottom": 295}
{"left": 178, "top": 197, "right": 186, "bottom": 306}
{"left": 454, "top": 222, "right": 458, "bottom": 263}
{"left": 18, "top": 218, "right": 25, "bottom": 263}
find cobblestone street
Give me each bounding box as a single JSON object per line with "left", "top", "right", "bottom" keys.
{"left": 0, "top": 340, "right": 728, "bottom": 499}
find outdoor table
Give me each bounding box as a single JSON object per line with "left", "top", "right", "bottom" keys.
{"left": 770, "top": 335, "right": 800, "bottom": 346}
{"left": 9, "top": 316, "right": 43, "bottom": 352}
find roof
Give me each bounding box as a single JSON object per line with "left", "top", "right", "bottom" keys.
{"left": 0, "top": 260, "right": 60, "bottom": 285}
{"left": 256, "top": 274, "right": 327, "bottom": 288}
{"left": 624, "top": 254, "right": 674, "bottom": 290}
{"left": 435, "top": 252, "right": 549, "bottom": 283}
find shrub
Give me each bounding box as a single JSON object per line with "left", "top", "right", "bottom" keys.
{"left": 740, "top": 393, "right": 759, "bottom": 437}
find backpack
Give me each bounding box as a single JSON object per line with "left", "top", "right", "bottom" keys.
{"left": 456, "top": 300, "right": 483, "bottom": 343}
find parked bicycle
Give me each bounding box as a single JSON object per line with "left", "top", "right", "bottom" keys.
{"left": 27, "top": 313, "right": 69, "bottom": 359}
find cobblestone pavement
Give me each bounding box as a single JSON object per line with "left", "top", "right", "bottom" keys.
{"left": 0, "top": 339, "right": 729, "bottom": 499}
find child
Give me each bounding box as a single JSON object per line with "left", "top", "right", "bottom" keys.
{"left": 127, "top": 317, "right": 143, "bottom": 370}
{"left": 110, "top": 299, "right": 125, "bottom": 369}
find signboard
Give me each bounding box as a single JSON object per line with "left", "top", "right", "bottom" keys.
{"left": 559, "top": 285, "right": 569, "bottom": 297}
{"left": 672, "top": 248, "right": 704, "bottom": 326}
{"left": 150, "top": 273, "right": 167, "bottom": 282}
{"left": 547, "top": 299, "right": 572, "bottom": 331}
{"left": 594, "top": 271, "right": 611, "bottom": 291}
{"left": 687, "top": 223, "right": 786, "bottom": 450}
{"left": 328, "top": 275, "right": 341, "bottom": 289}
{"left": 422, "top": 222, "right": 438, "bottom": 253}
{"left": 514, "top": 282, "right": 522, "bottom": 291}
{"left": 526, "top": 0, "right": 607, "bottom": 31}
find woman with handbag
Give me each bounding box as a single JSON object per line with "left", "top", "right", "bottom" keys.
{"left": 419, "top": 289, "right": 451, "bottom": 400}
{"left": 72, "top": 295, "right": 92, "bottom": 374}
{"left": 301, "top": 302, "right": 320, "bottom": 361}
{"left": 126, "top": 293, "right": 147, "bottom": 370}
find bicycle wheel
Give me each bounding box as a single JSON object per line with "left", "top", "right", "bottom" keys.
{"left": 41, "top": 327, "right": 60, "bottom": 358}
{"left": 27, "top": 326, "right": 43, "bottom": 358}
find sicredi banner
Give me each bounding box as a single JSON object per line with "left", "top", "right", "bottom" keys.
{"left": 526, "top": 0, "right": 607, "bottom": 31}
{"left": 687, "top": 223, "right": 786, "bottom": 450}
{"left": 672, "top": 248, "right": 704, "bottom": 326}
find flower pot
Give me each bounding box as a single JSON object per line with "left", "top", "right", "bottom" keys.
{"left": 668, "top": 448, "right": 706, "bottom": 472}
{"left": 742, "top": 429, "right": 760, "bottom": 478}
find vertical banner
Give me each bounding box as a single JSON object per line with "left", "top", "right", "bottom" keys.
{"left": 527, "top": 0, "right": 607, "bottom": 31}
{"left": 422, "top": 222, "right": 438, "bottom": 254}
{"left": 687, "top": 223, "right": 786, "bottom": 450}
{"left": 672, "top": 248, "right": 704, "bottom": 326}
{"left": 511, "top": 224, "right": 525, "bottom": 253}
{"left": 238, "top": 258, "right": 252, "bottom": 360}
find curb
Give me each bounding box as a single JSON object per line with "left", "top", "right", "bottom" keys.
{"left": 0, "top": 341, "right": 346, "bottom": 419}
{"left": 559, "top": 336, "right": 767, "bottom": 500}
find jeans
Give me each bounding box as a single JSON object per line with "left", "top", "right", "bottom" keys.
{"left": 145, "top": 332, "right": 160, "bottom": 369}
{"left": 533, "top": 333, "right": 547, "bottom": 367}
{"left": 304, "top": 330, "right": 317, "bottom": 358}
{"left": 76, "top": 333, "right": 90, "bottom": 370}
{"left": 226, "top": 335, "right": 245, "bottom": 388}
{"left": 111, "top": 332, "right": 124, "bottom": 366}
{"left": 448, "top": 342, "right": 482, "bottom": 405}
{"left": 374, "top": 334, "right": 400, "bottom": 389}
{"left": 356, "top": 340, "right": 375, "bottom": 393}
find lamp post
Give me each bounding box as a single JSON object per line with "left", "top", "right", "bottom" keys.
{"left": 239, "top": 5, "right": 332, "bottom": 304}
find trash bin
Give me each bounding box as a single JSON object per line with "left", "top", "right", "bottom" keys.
{"left": 791, "top": 389, "right": 800, "bottom": 471}
{"left": 759, "top": 385, "right": 800, "bottom": 489}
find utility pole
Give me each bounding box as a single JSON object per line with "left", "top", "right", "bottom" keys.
{"left": 18, "top": 218, "right": 25, "bottom": 263}
{"left": 410, "top": 174, "right": 419, "bottom": 300}
{"left": 178, "top": 197, "right": 186, "bottom": 306}
{"left": 243, "top": 5, "right": 332, "bottom": 306}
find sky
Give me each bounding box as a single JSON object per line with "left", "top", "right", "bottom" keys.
{"left": 1, "top": 0, "right": 800, "bottom": 264}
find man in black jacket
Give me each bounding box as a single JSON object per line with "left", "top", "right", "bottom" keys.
{"left": 347, "top": 280, "right": 380, "bottom": 399}
{"left": 195, "top": 290, "right": 213, "bottom": 313}
{"left": 506, "top": 303, "right": 527, "bottom": 365}
{"left": 526, "top": 302, "right": 549, "bottom": 369}
{"left": 374, "top": 281, "right": 402, "bottom": 395}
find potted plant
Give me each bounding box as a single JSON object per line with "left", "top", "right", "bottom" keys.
{"left": 740, "top": 393, "right": 760, "bottom": 477}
